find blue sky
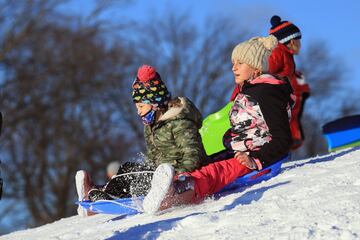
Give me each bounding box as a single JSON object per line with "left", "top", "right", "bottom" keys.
{"left": 67, "top": 0, "right": 360, "bottom": 90}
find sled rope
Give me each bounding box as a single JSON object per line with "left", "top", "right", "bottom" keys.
{"left": 111, "top": 170, "right": 154, "bottom": 179}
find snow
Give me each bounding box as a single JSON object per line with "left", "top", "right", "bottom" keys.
{"left": 1, "top": 147, "right": 360, "bottom": 240}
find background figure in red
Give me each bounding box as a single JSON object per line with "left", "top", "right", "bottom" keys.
{"left": 230, "top": 15, "right": 310, "bottom": 150}
{"left": 268, "top": 15, "right": 310, "bottom": 149}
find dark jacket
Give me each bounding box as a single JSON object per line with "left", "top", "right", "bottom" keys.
{"left": 223, "top": 74, "right": 294, "bottom": 168}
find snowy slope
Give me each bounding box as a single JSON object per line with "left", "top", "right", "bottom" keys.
{"left": 1, "top": 147, "right": 360, "bottom": 240}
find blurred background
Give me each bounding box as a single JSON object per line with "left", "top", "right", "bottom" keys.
{"left": 0, "top": 0, "right": 359, "bottom": 235}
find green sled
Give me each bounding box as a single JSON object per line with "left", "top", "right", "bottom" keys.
{"left": 200, "top": 102, "right": 233, "bottom": 156}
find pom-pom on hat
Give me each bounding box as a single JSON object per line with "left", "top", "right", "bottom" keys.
{"left": 231, "top": 35, "right": 278, "bottom": 72}
{"left": 132, "top": 65, "right": 171, "bottom": 110}
{"left": 137, "top": 65, "right": 157, "bottom": 82}
{"left": 269, "top": 15, "right": 301, "bottom": 44}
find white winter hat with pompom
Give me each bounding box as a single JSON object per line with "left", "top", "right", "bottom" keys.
{"left": 231, "top": 35, "right": 278, "bottom": 72}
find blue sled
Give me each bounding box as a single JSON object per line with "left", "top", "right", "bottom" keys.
{"left": 216, "top": 154, "right": 288, "bottom": 194}
{"left": 77, "top": 196, "right": 144, "bottom": 215}
{"left": 77, "top": 155, "right": 288, "bottom": 215}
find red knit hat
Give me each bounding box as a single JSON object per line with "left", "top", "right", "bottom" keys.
{"left": 137, "top": 65, "right": 157, "bottom": 82}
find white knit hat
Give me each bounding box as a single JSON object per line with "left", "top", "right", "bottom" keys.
{"left": 231, "top": 35, "right": 278, "bottom": 72}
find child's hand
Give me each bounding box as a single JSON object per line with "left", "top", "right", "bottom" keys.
{"left": 234, "top": 151, "right": 257, "bottom": 170}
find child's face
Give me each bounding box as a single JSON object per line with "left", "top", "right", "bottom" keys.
{"left": 289, "top": 39, "right": 301, "bottom": 55}
{"left": 232, "top": 61, "right": 256, "bottom": 85}
{"left": 135, "top": 102, "right": 153, "bottom": 117}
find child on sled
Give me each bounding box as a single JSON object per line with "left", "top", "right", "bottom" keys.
{"left": 76, "top": 65, "right": 207, "bottom": 216}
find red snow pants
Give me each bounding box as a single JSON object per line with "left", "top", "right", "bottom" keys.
{"left": 188, "top": 158, "right": 252, "bottom": 202}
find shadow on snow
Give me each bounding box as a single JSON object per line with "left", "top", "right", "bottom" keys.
{"left": 105, "top": 212, "right": 203, "bottom": 240}
{"left": 283, "top": 146, "right": 360, "bottom": 172}
{"left": 105, "top": 181, "right": 290, "bottom": 240}
{"left": 220, "top": 181, "right": 291, "bottom": 211}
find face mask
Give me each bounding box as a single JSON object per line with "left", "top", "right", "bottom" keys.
{"left": 141, "top": 109, "right": 156, "bottom": 125}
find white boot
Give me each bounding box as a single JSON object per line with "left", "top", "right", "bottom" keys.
{"left": 75, "top": 170, "right": 93, "bottom": 217}
{"left": 143, "top": 163, "right": 174, "bottom": 214}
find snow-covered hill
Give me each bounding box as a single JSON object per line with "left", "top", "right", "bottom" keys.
{"left": 2, "top": 147, "right": 360, "bottom": 240}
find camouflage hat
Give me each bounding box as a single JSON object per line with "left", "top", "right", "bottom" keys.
{"left": 132, "top": 65, "right": 171, "bottom": 110}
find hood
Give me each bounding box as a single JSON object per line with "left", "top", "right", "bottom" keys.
{"left": 245, "top": 74, "right": 294, "bottom": 104}
{"left": 248, "top": 74, "right": 287, "bottom": 85}
{"left": 276, "top": 43, "right": 295, "bottom": 55}
{"left": 158, "top": 97, "right": 203, "bottom": 129}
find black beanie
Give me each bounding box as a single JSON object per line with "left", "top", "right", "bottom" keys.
{"left": 269, "top": 15, "right": 301, "bottom": 44}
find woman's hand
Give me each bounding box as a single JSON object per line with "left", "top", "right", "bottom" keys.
{"left": 234, "top": 151, "right": 257, "bottom": 170}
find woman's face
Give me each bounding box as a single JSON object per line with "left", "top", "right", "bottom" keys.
{"left": 232, "top": 61, "right": 256, "bottom": 85}
{"left": 289, "top": 39, "right": 301, "bottom": 55}
{"left": 135, "top": 102, "right": 152, "bottom": 117}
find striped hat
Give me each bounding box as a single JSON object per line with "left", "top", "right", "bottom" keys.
{"left": 269, "top": 15, "right": 301, "bottom": 44}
